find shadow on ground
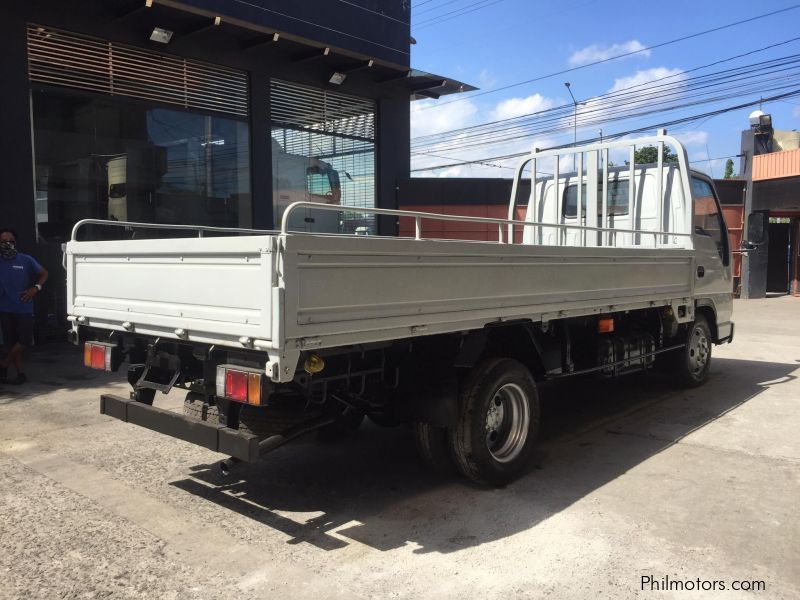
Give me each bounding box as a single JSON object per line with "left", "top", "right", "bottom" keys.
{"left": 0, "top": 344, "right": 122, "bottom": 402}
{"left": 170, "top": 356, "right": 798, "bottom": 555}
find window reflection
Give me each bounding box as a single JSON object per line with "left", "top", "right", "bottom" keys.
{"left": 692, "top": 176, "right": 728, "bottom": 264}
{"left": 32, "top": 91, "right": 251, "bottom": 241}
{"left": 563, "top": 180, "right": 630, "bottom": 218}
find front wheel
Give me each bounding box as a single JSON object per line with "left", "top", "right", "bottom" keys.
{"left": 669, "top": 315, "right": 712, "bottom": 388}
{"left": 449, "top": 358, "right": 540, "bottom": 486}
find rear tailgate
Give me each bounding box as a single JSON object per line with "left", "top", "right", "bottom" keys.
{"left": 66, "top": 235, "right": 276, "bottom": 347}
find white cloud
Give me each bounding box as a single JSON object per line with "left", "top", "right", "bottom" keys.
{"left": 609, "top": 67, "right": 684, "bottom": 93}
{"left": 478, "top": 68, "right": 497, "bottom": 90}
{"left": 411, "top": 91, "right": 562, "bottom": 178}
{"left": 793, "top": 105, "right": 800, "bottom": 118}
{"left": 410, "top": 98, "right": 478, "bottom": 138}
{"left": 568, "top": 40, "right": 649, "bottom": 67}
{"left": 491, "top": 93, "right": 556, "bottom": 120}
{"left": 674, "top": 130, "right": 708, "bottom": 147}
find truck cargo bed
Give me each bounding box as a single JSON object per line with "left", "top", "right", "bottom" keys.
{"left": 67, "top": 232, "right": 694, "bottom": 353}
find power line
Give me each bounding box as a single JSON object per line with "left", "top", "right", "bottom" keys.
{"left": 410, "top": 88, "right": 800, "bottom": 172}
{"left": 417, "top": 4, "right": 800, "bottom": 110}
{"left": 413, "top": 36, "right": 800, "bottom": 145}
{"left": 229, "top": 0, "right": 409, "bottom": 57}
{"left": 334, "top": 0, "right": 409, "bottom": 25}
{"left": 410, "top": 52, "right": 800, "bottom": 154}
{"left": 414, "top": 0, "right": 464, "bottom": 17}
{"left": 415, "top": 0, "right": 507, "bottom": 29}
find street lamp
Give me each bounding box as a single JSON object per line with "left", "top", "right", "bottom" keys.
{"left": 564, "top": 82, "right": 579, "bottom": 148}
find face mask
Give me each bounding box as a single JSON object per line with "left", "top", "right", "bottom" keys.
{"left": 0, "top": 241, "right": 17, "bottom": 259}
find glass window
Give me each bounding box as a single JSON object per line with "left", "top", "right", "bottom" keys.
{"left": 270, "top": 80, "right": 375, "bottom": 234}
{"left": 691, "top": 176, "right": 728, "bottom": 264}
{"left": 31, "top": 90, "right": 251, "bottom": 241}
{"left": 563, "top": 180, "right": 629, "bottom": 218}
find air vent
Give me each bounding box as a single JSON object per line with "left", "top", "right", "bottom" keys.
{"left": 27, "top": 24, "right": 248, "bottom": 117}
{"left": 270, "top": 79, "right": 375, "bottom": 141}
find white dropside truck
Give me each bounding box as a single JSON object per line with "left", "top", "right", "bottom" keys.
{"left": 67, "top": 133, "right": 735, "bottom": 485}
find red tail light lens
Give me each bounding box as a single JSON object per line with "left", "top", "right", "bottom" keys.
{"left": 83, "top": 342, "right": 117, "bottom": 371}
{"left": 225, "top": 370, "right": 248, "bottom": 402}
{"left": 216, "top": 364, "right": 266, "bottom": 405}
{"left": 91, "top": 345, "right": 106, "bottom": 369}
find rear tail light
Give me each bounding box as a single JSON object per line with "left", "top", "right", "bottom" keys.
{"left": 216, "top": 364, "right": 267, "bottom": 405}
{"left": 83, "top": 341, "right": 119, "bottom": 371}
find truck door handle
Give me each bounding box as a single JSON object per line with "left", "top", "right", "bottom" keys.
{"left": 697, "top": 266, "right": 705, "bottom": 278}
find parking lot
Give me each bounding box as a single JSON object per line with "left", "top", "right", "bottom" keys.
{"left": 1, "top": 297, "right": 798, "bottom": 599}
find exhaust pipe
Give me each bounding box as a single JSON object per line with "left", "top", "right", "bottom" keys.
{"left": 219, "top": 457, "right": 242, "bottom": 476}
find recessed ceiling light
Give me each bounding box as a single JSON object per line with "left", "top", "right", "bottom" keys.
{"left": 150, "top": 27, "right": 173, "bottom": 44}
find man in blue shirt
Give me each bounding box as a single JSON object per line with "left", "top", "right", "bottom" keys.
{"left": 0, "top": 228, "right": 48, "bottom": 384}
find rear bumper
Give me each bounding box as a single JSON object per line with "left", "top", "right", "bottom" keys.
{"left": 100, "top": 394, "right": 259, "bottom": 461}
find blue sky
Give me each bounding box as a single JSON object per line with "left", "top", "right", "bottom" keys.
{"left": 408, "top": 0, "right": 800, "bottom": 177}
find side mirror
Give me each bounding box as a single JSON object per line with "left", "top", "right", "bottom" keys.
{"left": 746, "top": 212, "right": 766, "bottom": 245}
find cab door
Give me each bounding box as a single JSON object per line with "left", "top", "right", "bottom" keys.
{"left": 691, "top": 175, "right": 733, "bottom": 334}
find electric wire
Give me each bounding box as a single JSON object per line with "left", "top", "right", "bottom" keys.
{"left": 417, "top": 4, "right": 800, "bottom": 110}
{"left": 413, "top": 65, "right": 800, "bottom": 154}
{"left": 334, "top": 0, "right": 410, "bottom": 25}
{"left": 415, "top": 0, "right": 507, "bottom": 29}
{"left": 415, "top": 0, "right": 464, "bottom": 17}
{"left": 410, "top": 88, "right": 800, "bottom": 171}
{"left": 410, "top": 52, "right": 800, "bottom": 154}
{"left": 229, "top": 0, "right": 409, "bottom": 57}
{"left": 412, "top": 36, "right": 800, "bottom": 145}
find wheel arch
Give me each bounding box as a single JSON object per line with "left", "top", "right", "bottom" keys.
{"left": 455, "top": 321, "right": 559, "bottom": 381}
{"left": 694, "top": 300, "right": 719, "bottom": 343}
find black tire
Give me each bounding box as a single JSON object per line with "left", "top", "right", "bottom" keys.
{"left": 413, "top": 422, "right": 455, "bottom": 474}
{"left": 184, "top": 392, "right": 218, "bottom": 420}
{"left": 449, "top": 358, "right": 540, "bottom": 486}
{"left": 668, "top": 315, "right": 712, "bottom": 388}
{"left": 183, "top": 393, "right": 310, "bottom": 439}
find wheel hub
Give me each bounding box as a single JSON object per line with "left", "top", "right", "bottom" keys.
{"left": 485, "top": 383, "right": 531, "bottom": 463}
{"left": 688, "top": 326, "right": 709, "bottom": 375}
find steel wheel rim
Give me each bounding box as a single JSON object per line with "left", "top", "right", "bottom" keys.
{"left": 485, "top": 383, "right": 530, "bottom": 463}
{"left": 687, "top": 325, "right": 710, "bottom": 376}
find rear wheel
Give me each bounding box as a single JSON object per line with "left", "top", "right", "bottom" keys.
{"left": 449, "top": 358, "right": 540, "bottom": 486}
{"left": 412, "top": 422, "right": 454, "bottom": 473}
{"left": 183, "top": 393, "right": 311, "bottom": 438}
{"left": 184, "top": 392, "right": 219, "bottom": 421}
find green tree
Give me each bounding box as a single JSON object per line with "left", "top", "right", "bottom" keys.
{"left": 625, "top": 145, "right": 679, "bottom": 165}
{"left": 723, "top": 158, "right": 737, "bottom": 179}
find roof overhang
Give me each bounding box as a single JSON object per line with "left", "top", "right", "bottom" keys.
{"left": 148, "top": 0, "right": 475, "bottom": 99}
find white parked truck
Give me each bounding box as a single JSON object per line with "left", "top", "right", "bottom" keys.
{"left": 66, "top": 133, "right": 735, "bottom": 485}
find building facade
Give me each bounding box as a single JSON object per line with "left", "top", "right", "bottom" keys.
{"left": 739, "top": 115, "right": 800, "bottom": 298}
{"left": 2, "top": 0, "right": 469, "bottom": 339}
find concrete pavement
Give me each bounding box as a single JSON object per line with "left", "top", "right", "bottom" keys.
{"left": 1, "top": 297, "right": 798, "bottom": 599}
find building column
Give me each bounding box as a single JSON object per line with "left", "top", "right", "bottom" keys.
{"left": 0, "top": 11, "right": 36, "bottom": 243}
{"left": 376, "top": 94, "right": 410, "bottom": 235}
{"left": 249, "top": 70, "right": 273, "bottom": 230}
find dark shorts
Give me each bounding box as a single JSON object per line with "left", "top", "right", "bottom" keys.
{"left": 0, "top": 312, "right": 35, "bottom": 348}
